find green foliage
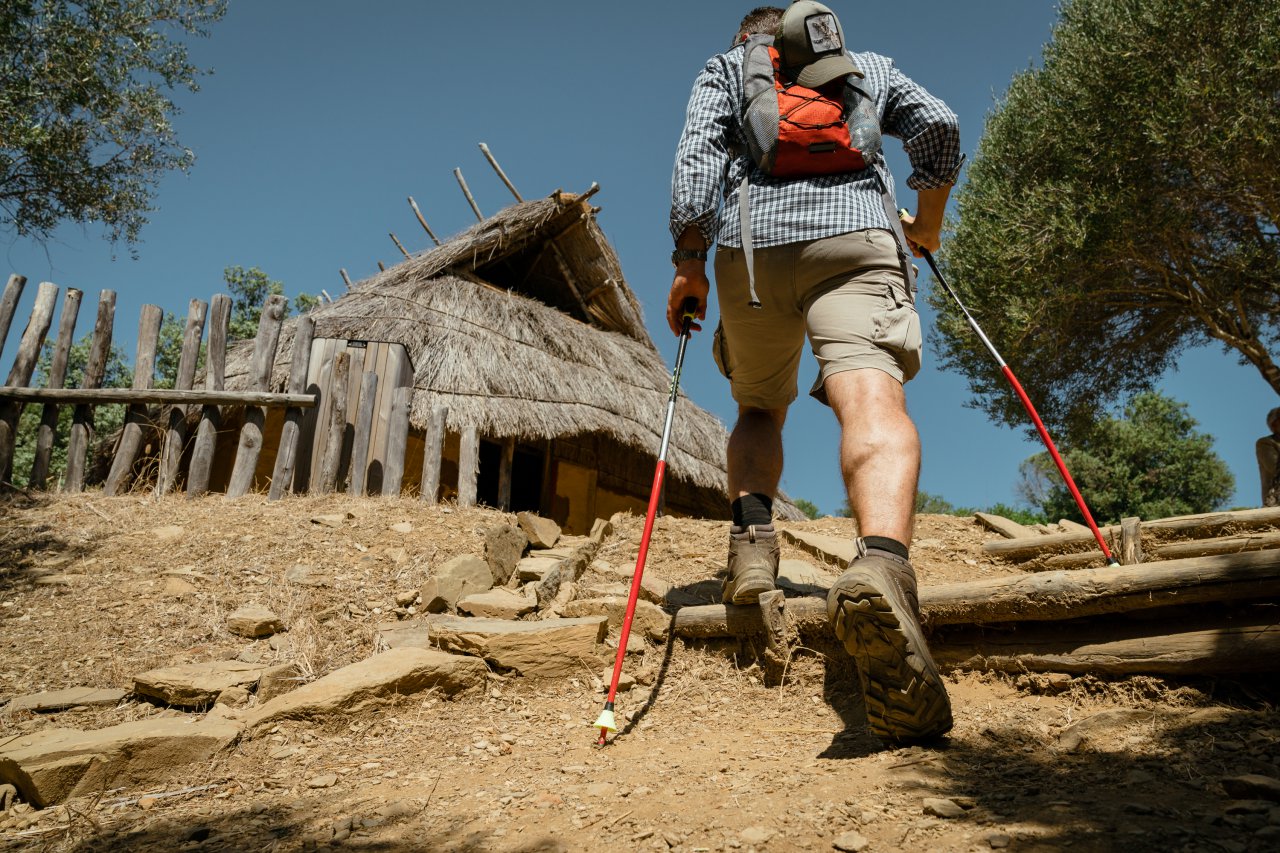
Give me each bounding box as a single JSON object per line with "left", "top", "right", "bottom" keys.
{"left": 10, "top": 333, "right": 131, "bottom": 489}
{"left": 914, "top": 490, "right": 957, "bottom": 515}
{"left": 1017, "top": 391, "right": 1234, "bottom": 523}
{"left": 0, "top": 1, "right": 227, "bottom": 246}
{"left": 791, "top": 498, "right": 821, "bottom": 519}
{"left": 935, "top": 0, "right": 1280, "bottom": 439}
{"left": 842, "top": 491, "right": 1047, "bottom": 524}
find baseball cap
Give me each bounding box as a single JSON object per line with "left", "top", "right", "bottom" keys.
{"left": 777, "top": 1, "right": 862, "bottom": 86}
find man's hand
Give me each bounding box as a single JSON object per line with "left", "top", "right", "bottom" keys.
{"left": 668, "top": 262, "right": 708, "bottom": 336}
{"left": 900, "top": 185, "right": 951, "bottom": 257}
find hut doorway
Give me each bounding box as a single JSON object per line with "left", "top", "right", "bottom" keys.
{"left": 476, "top": 440, "right": 544, "bottom": 514}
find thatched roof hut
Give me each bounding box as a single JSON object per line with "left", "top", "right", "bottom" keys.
{"left": 221, "top": 187, "right": 780, "bottom": 529}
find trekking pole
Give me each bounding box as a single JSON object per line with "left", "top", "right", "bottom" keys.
{"left": 594, "top": 297, "right": 700, "bottom": 745}
{"left": 901, "top": 211, "right": 1120, "bottom": 568}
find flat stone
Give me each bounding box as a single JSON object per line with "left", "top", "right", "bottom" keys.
{"left": 1222, "top": 775, "right": 1280, "bottom": 803}
{"left": 307, "top": 773, "right": 338, "bottom": 788}
{"left": 777, "top": 559, "right": 838, "bottom": 594}
{"left": 420, "top": 555, "right": 493, "bottom": 613}
{"left": 429, "top": 615, "right": 608, "bottom": 678}
{"left": 517, "top": 512, "right": 560, "bottom": 549}
{"left": 589, "top": 517, "right": 613, "bottom": 544}
{"left": 310, "top": 513, "right": 350, "bottom": 528}
{"left": 484, "top": 523, "right": 527, "bottom": 586}
{"left": 133, "top": 660, "right": 274, "bottom": 708}
{"left": 243, "top": 647, "right": 485, "bottom": 732}
{"left": 162, "top": 578, "right": 198, "bottom": 599}
{"left": 516, "top": 556, "right": 563, "bottom": 582}
{"left": 151, "top": 525, "right": 185, "bottom": 541}
{"left": 376, "top": 620, "right": 432, "bottom": 650}
{"left": 284, "top": 565, "right": 330, "bottom": 587}
{"left": 1058, "top": 709, "right": 1156, "bottom": 752}
{"left": 833, "top": 830, "right": 871, "bottom": 851}
{"left": 390, "top": 522, "right": 413, "bottom": 534}
{"left": 0, "top": 717, "right": 239, "bottom": 807}
{"left": 983, "top": 831, "right": 1012, "bottom": 849}
{"left": 922, "top": 797, "right": 966, "bottom": 818}
{"left": 458, "top": 588, "right": 537, "bottom": 620}
{"left": 563, "top": 597, "right": 671, "bottom": 640}
{"left": 256, "top": 664, "right": 302, "bottom": 701}
{"left": 226, "top": 604, "right": 284, "bottom": 638}
{"left": 6, "top": 688, "right": 127, "bottom": 714}
{"left": 534, "top": 566, "right": 562, "bottom": 609}
{"left": 601, "top": 668, "right": 635, "bottom": 692}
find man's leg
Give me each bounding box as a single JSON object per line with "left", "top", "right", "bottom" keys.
{"left": 824, "top": 367, "right": 952, "bottom": 742}
{"left": 722, "top": 405, "right": 787, "bottom": 604}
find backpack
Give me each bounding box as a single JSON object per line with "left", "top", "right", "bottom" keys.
{"left": 733, "top": 34, "right": 915, "bottom": 308}
{"left": 740, "top": 34, "right": 882, "bottom": 178}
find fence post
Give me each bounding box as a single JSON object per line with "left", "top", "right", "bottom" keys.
{"left": 0, "top": 281, "right": 59, "bottom": 484}
{"left": 187, "top": 294, "right": 231, "bottom": 496}
{"left": 226, "top": 295, "right": 287, "bottom": 498}
{"left": 316, "top": 350, "right": 351, "bottom": 493}
{"left": 103, "top": 304, "right": 164, "bottom": 495}
{"left": 457, "top": 425, "right": 479, "bottom": 508}
{"left": 0, "top": 274, "right": 27, "bottom": 355}
{"left": 156, "top": 299, "right": 207, "bottom": 495}
{"left": 381, "top": 386, "right": 413, "bottom": 497}
{"left": 30, "top": 288, "right": 83, "bottom": 489}
{"left": 268, "top": 315, "right": 315, "bottom": 501}
{"left": 421, "top": 404, "right": 448, "bottom": 503}
{"left": 348, "top": 370, "right": 379, "bottom": 496}
{"left": 64, "top": 290, "right": 116, "bottom": 493}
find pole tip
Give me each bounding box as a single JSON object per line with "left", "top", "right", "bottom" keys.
{"left": 593, "top": 709, "right": 617, "bottom": 733}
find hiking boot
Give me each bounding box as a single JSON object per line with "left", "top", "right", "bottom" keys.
{"left": 722, "top": 524, "right": 780, "bottom": 605}
{"left": 827, "top": 544, "right": 953, "bottom": 741}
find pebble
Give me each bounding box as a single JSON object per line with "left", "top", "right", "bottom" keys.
{"left": 391, "top": 522, "right": 414, "bottom": 534}
{"left": 306, "top": 773, "right": 338, "bottom": 789}
{"left": 740, "top": 826, "right": 774, "bottom": 845}
{"left": 983, "top": 831, "right": 1012, "bottom": 849}
{"left": 833, "top": 830, "right": 870, "bottom": 851}
{"left": 922, "top": 797, "right": 966, "bottom": 819}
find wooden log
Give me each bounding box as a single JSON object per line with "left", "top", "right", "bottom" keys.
{"left": 478, "top": 143, "right": 524, "bottom": 202}
{"left": 226, "top": 295, "right": 287, "bottom": 498}
{"left": 64, "top": 290, "right": 116, "bottom": 493}
{"left": 0, "top": 275, "right": 27, "bottom": 357}
{"left": 30, "top": 288, "right": 83, "bottom": 489}
{"left": 268, "top": 315, "right": 315, "bottom": 501}
{"left": 671, "top": 549, "right": 1280, "bottom": 639}
{"left": 103, "top": 304, "right": 163, "bottom": 495}
{"left": 757, "top": 589, "right": 788, "bottom": 657}
{"left": 983, "top": 506, "right": 1280, "bottom": 560}
{"left": 339, "top": 268, "right": 353, "bottom": 288}
{"left": 187, "top": 294, "right": 231, "bottom": 496}
{"left": 457, "top": 425, "right": 478, "bottom": 507}
{"left": 389, "top": 232, "right": 411, "bottom": 259}
{"left": 933, "top": 622, "right": 1280, "bottom": 677}
{"left": 155, "top": 299, "right": 207, "bottom": 495}
{"left": 1048, "top": 530, "right": 1280, "bottom": 569}
{"left": 974, "top": 511, "right": 1037, "bottom": 540}
{"left": 1059, "top": 518, "right": 1090, "bottom": 533}
{"left": 497, "top": 436, "right": 515, "bottom": 510}
{"left": 347, "top": 370, "right": 379, "bottom": 496}
{"left": 407, "top": 196, "right": 441, "bottom": 246}
{"left": 0, "top": 281, "right": 58, "bottom": 483}
{"left": 0, "top": 387, "right": 314, "bottom": 406}
{"left": 1120, "top": 516, "right": 1143, "bottom": 565}
{"left": 381, "top": 386, "right": 413, "bottom": 497}
{"left": 420, "top": 404, "right": 447, "bottom": 503}
{"left": 316, "top": 350, "right": 351, "bottom": 494}
{"left": 453, "top": 168, "right": 483, "bottom": 221}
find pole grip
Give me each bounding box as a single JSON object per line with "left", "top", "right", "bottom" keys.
{"left": 680, "top": 297, "right": 698, "bottom": 336}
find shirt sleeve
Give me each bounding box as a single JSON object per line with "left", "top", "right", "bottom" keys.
{"left": 670, "top": 55, "right": 736, "bottom": 247}
{"left": 880, "top": 58, "right": 964, "bottom": 191}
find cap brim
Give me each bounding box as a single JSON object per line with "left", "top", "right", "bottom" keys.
{"left": 794, "top": 53, "right": 862, "bottom": 87}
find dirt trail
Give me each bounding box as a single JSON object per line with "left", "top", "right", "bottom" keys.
{"left": 1, "top": 494, "right": 1276, "bottom": 852}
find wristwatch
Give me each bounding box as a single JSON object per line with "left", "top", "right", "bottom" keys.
{"left": 671, "top": 248, "right": 708, "bottom": 264}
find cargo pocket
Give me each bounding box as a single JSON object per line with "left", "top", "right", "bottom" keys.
{"left": 870, "top": 280, "right": 923, "bottom": 381}
{"left": 712, "top": 321, "right": 733, "bottom": 380}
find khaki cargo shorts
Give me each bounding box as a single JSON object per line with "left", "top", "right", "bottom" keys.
{"left": 712, "top": 229, "right": 921, "bottom": 410}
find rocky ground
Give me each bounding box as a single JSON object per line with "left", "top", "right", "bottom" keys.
{"left": 1, "top": 493, "right": 1278, "bottom": 853}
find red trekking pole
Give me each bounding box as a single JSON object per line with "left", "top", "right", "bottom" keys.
{"left": 903, "top": 212, "right": 1120, "bottom": 568}
{"left": 594, "top": 298, "right": 699, "bottom": 744}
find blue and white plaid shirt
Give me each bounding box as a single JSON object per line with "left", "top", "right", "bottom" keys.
{"left": 670, "top": 44, "right": 963, "bottom": 248}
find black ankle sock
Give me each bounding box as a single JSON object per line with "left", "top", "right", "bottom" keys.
{"left": 732, "top": 493, "right": 774, "bottom": 527}
{"left": 862, "top": 535, "right": 909, "bottom": 560}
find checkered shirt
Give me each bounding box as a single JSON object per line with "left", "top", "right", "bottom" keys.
{"left": 670, "top": 45, "right": 963, "bottom": 248}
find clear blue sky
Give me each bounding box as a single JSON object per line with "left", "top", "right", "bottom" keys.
{"left": 1, "top": 1, "right": 1269, "bottom": 516}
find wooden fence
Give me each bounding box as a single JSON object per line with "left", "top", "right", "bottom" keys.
{"left": 0, "top": 273, "right": 487, "bottom": 503}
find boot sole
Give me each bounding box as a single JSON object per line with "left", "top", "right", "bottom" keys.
{"left": 829, "top": 573, "right": 953, "bottom": 741}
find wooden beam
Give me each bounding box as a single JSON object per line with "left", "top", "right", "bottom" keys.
{"left": 497, "top": 436, "right": 515, "bottom": 511}
{"left": 339, "top": 268, "right": 353, "bottom": 288}
{"left": 478, "top": 142, "right": 524, "bottom": 202}
{"left": 226, "top": 295, "right": 287, "bottom": 498}
{"left": 29, "top": 288, "right": 82, "bottom": 489}
{"left": 64, "top": 290, "right": 116, "bottom": 493}
{"left": 102, "top": 303, "right": 163, "bottom": 496}
{"left": 421, "top": 404, "right": 447, "bottom": 503}
{"left": 268, "top": 315, "right": 316, "bottom": 501}
{"left": 1, "top": 387, "right": 314, "bottom": 407}
{"left": 454, "top": 168, "right": 483, "bottom": 221}
{"left": 974, "top": 511, "right": 1037, "bottom": 540}
{"left": 407, "top": 197, "right": 441, "bottom": 246}
{"left": 381, "top": 386, "right": 413, "bottom": 497}
{"left": 390, "top": 232, "right": 411, "bottom": 260}
{"left": 156, "top": 299, "right": 208, "bottom": 496}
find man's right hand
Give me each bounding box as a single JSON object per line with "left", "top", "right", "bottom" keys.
{"left": 667, "top": 263, "right": 709, "bottom": 336}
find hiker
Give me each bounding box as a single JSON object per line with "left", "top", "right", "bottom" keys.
{"left": 666, "top": 2, "right": 961, "bottom": 741}
{"left": 1257, "top": 407, "right": 1280, "bottom": 507}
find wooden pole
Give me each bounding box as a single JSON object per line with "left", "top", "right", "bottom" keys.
{"left": 155, "top": 299, "right": 207, "bottom": 495}
{"left": 478, "top": 143, "right": 524, "bottom": 202}
{"left": 268, "top": 315, "right": 315, "bottom": 501}
{"left": 457, "top": 424, "right": 479, "bottom": 507}
{"left": 377, "top": 261, "right": 385, "bottom": 272}
{"left": 1119, "top": 516, "right": 1143, "bottom": 565}
{"left": 420, "top": 404, "right": 447, "bottom": 503}
{"left": 3, "top": 387, "right": 315, "bottom": 406}
{"left": 347, "top": 370, "right": 379, "bottom": 496}
{"left": 187, "top": 294, "right": 231, "bottom": 496}
{"left": 454, "top": 168, "right": 483, "bottom": 221}
{"left": 0, "top": 274, "right": 27, "bottom": 355}
{"left": 64, "top": 290, "right": 116, "bottom": 493}
{"left": 1, "top": 282, "right": 59, "bottom": 482}
{"left": 226, "top": 295, "right": 287, "bottom": 498}
{"left": 339, "top": 268, "right": 353, "bottom": 288}
{"left": 102, "top": 304, "right": 163, "bottom": 495}
{"left": 390, "top": 232, "right": 411, "bottom": 260}
{"left": 29, "top": 288, "right": 83, "bottom": 489}
{"left": 316, "top": 350, "right": 351, "bottom": 494}
{"left": 407, "top": 197, "right": 442, "bottom": 246}
{"left": 381, "top": 385, "right": 413, "bottom": 497}
{"left": 497, "top": 436, "right": 515, "bottom": 510}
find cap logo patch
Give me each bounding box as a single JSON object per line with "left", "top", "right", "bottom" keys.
{"left": 805, "top": 13, "right": 842, "bottom": 54}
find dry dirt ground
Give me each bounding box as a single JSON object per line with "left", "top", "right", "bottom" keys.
{"left": 1, "top": 494, "right": 1278, "bottom": 852}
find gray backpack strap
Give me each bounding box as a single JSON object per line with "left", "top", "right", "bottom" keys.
{"left": 873, "top": 162, "right": 917, "bottom": 296}
{"left": 739, "top": 176, "right": 762, "bottom": 309}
